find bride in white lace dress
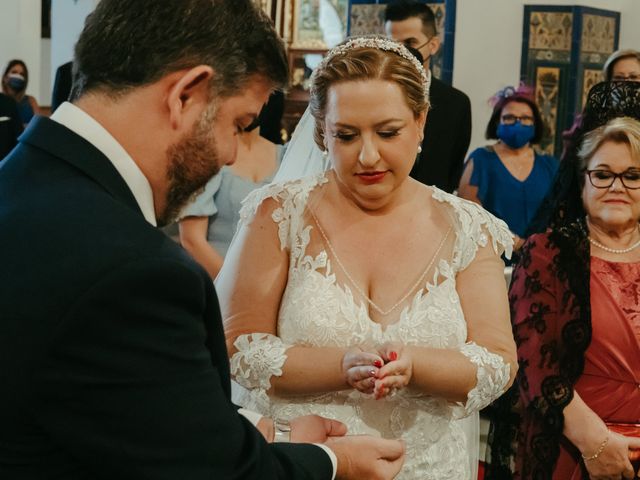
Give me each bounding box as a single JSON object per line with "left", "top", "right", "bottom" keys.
{"left": 217, "top": 38, "right": 517, "bottom": 480}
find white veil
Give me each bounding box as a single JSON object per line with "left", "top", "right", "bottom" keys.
{"left": 273, "top": 106, "right": 331, "bottom": 182}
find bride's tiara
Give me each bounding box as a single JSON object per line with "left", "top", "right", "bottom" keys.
{"left": 314, "top": 35, "right": 431, "bottom": 96}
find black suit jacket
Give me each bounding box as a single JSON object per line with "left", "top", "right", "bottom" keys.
{"left": 0, "top": 92, "right": 23, "bottom": 160}
{"left": 0, "top": 117, "right": 332, "bottom": 479}
{"left": 411, "top": 77, "right": 472, "bottom": 193}
{"left": 51, "top": 61, "right": 73, "bottom": 113}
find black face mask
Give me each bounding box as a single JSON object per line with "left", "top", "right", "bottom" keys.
{"left": 405, "top": 37, "right": 433, "bottom": 63}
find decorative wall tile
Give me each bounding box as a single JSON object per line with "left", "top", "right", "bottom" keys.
{"left": 522, "top": 6, "right": 619, "bottom": 157}
{"left": 535, "top": 66, "right": 561, "bottom": 155}
{"left": 529, "top": 12, "right": 573, "bottom": 51}
{"left": 582, "top": 69, "right": 605, "bottom": 109}
{"left": 533, "top": 50, "right": 571, "bottom": 63}
{"left": 581, "top": 14, "right": 615, "bottom": 54}
{"left": 428, "top": 3, "right": 446, "bottom": 38}
{"left": 293, "top": 0, "right": 349, "bottom": 49}
{"left": 349, "top": 4, "right": 386, "bottom": 36}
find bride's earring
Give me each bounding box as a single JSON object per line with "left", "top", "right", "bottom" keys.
{"left": 322, "top": 149, "right": 328, "bottom": 157}
{"left": 417, "top": 145, "right": 422, "bottom": 154}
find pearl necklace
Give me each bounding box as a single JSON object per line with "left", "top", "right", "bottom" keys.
{"left": 309, "top": 208, "right": 451, "bottom": 316}
{"left": 584, "top": 217, "right": 640, "bottom": 254}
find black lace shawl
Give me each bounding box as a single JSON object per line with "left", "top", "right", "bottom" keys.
{"left": 486, "top": 81, "right": 640, "bottom": 479}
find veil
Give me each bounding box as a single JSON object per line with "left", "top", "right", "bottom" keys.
{"left": 273, "top": 106, "right": 331, "bottom": 182}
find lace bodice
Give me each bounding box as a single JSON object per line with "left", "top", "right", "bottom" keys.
{"left": 230, "top": 173, "right": 513, "bottom": 479}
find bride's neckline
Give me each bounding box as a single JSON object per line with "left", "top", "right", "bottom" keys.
{"left": 308, "top": 206, "right": 452, "bottom": 317}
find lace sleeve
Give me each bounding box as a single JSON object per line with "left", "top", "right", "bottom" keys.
{"left": 431, "top": 189, "right": 514, "bottom": 271}
{"left": 452, "top": 341, "right": 511, "bottom": 419}
{"left": 237, "top": 173, "right": 328, "bottom": 251}
{"left": 230, "top": 333, "right": 291, "bottom": 413}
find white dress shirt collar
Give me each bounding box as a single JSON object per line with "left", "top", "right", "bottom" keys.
{"left": 51, "top": 102, "right": 157, "bottom": 226}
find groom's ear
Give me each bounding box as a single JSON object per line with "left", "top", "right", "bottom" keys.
{"left": 165, "top": 65, "right": 215, "bottom": 132}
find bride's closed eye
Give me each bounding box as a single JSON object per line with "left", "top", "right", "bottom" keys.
{"left": 333, "top": 131, "right": 357, "bottom": 142}
{"left": 378, "top": 129, "right": 401, "bottom": 139}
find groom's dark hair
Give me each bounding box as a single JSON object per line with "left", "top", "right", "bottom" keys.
{"left": 72, "top": 0, "right": 288, "bottom": 100}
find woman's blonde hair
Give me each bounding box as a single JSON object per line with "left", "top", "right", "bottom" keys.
{"left": 309, "top": 47, "right": 430, "bottom": 150}
{"left": 578, "top": 116, "right": 640, "bottom": 171}
{"left": 603, "top": 49, "right": 640, "bottom": 81}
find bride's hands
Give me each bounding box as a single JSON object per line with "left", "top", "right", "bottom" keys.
{"left": 374, "top": 343, "right": 413, "bottom": 400}
{"left": 342, "top": 346, "right": 384, "bottom": 394}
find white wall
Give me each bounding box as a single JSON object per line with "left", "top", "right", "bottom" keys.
{"left": 453, "top": 0, "right": 640, "bottom": 155}
{"left": 0, "top": 0, "right": 43, "bottom": 104}
{"left": 50, "top": 0, "right": 100, "bottom": 98}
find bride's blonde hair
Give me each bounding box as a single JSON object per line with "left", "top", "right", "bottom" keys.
{"left": 309, "top": 44, "right": 430, "bottom": 151}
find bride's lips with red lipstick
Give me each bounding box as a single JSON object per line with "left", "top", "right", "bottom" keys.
{"left": 355, "top": 170, "right": 388, "bottom": 183}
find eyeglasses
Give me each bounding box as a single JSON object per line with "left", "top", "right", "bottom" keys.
{"left": 500, "top": 114, "right": 534, "bottom": 126}
{"left": 585, "top": 169, "right": 640, "bottom": 189}
{"left": 612, "top": 74, "right": 640, "bottom": 82}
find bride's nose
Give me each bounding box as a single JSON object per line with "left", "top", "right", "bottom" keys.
{"left": 358, "top": 136, "right": 381, "bottom": 167}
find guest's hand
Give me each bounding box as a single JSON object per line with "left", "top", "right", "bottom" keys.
{"left": 581, "top": 431, "right": 640, "bottom": 479}
{"left": 374, "top": 343, "right": 413, "bottom": 400}
{"left": 326, "top": 435, "right": 405, "bottom": 480}
{"left": 289, "top": 415, "right": 347, "bottom": 443}
{"left": 342, "top": 346, "right": 384, "bottom": 394}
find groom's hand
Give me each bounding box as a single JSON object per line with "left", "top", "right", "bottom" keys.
{"left": 326, "top": 435, "right": 405, "bottom": 480}
{"left": 290, "top": 415, "right": 347, "bottom": 443}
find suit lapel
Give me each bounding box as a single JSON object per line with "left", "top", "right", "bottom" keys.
{"left": 19, "top": 116, "right": 143, "bottom": 217}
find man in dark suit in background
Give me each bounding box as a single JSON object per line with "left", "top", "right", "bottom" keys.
{"left": 0, "top": 92, "right": 23, "bottom": 160}
{"left": 0, "top": 1, "right": 404, "bottom": 479}
{"left": 385, "top": 0, "right": 472, "bottom": 193}
{"left": 51, "top": 61, "right": 73, "bottom": 113}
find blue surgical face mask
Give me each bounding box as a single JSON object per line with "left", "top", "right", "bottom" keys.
{"left": 497, "top": 122, "right": 535, "bottom": 149}
{"left": 7, "top": 73, "right": 26, "bottom": 92}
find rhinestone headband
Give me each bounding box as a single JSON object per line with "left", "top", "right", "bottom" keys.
{"left": 314, "top": 36, "right": 431, "bottom": 97}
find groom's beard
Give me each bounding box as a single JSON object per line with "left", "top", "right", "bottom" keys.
{"left": 158, "top": 102, "right": 221, "bottom": 227}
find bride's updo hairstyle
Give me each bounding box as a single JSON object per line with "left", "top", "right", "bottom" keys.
{"left": 309, "top": 36, "right": 430, "bottom": 151}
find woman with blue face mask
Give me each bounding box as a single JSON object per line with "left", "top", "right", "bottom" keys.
{"left": 2, "top": 59, "right": 40, "bottom": 126}
{"left": 458, "top": 86, "right": 558, "bottom": 254}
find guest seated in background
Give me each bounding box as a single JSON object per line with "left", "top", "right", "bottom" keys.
{"left": 458, "top": 86, "right": 558, "bottom": 253}
{"left": 179, "top": 107, "right": 285, "bottom": 278}
{"left": 384, "top": 0, "right": 471, "bottom": 193}
{"left": 487, "top": 81, "right": 640, "bottom": 480}
{"left": 217, "top": 36, "right": 517, "bottom": 479}
{"left": 603, "top": 49, "right": 640, "bottom": 82}
{"left": 1, "top": 59, "right": 39, "bottom": 126}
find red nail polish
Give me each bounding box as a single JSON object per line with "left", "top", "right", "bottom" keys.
{"left": 389, "top": 351, "right": 398, "bottom": 361}
{"left": 373, "top": 360, "right": 383, "bottom": 368}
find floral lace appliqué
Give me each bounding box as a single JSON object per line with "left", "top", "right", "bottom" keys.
{"left": 230, "top": 333, "right": 290, "bottom": 412}
{"left": 455, "top": 341, "right": 511, "bottom": 418}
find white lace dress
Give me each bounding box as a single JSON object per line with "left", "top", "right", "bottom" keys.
{"left": 230, "top": 173, "right": 513, "bottom": 479}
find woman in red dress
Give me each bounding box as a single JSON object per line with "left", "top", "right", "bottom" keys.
{"left": 487, "top": 81, "right": 640, "bottom": 480}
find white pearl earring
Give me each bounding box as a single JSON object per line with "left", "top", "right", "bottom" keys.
{"left": 417, "top": 145, "right": 422, "bottom": 154}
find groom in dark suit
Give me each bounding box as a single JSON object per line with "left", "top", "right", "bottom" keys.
{"left": 0, "top": 1, "right": 404, "bottom": 479}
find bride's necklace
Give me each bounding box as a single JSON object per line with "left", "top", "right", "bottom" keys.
{"left": 583, "top": 216, "right": 640, "bottom": 254}
{"left": 309, "top": 208, "right": 451, "bottom": 316}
